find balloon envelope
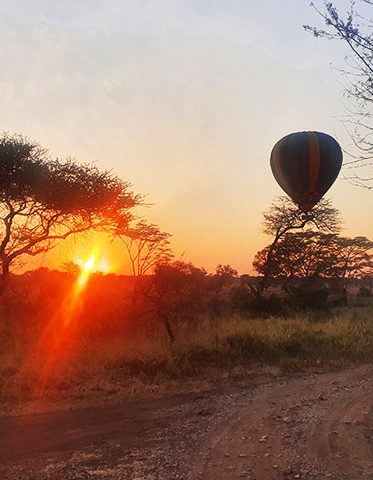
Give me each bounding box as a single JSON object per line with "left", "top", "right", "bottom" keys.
{"left": 270, "top": 131, "right": 342, "bottom": 212}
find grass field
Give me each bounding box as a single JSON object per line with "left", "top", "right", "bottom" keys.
{"left": 1, "top": 299, "right": 372, "bottom": 404}
{"left": 98, "top": 302, "right": 373, "bottom": 377}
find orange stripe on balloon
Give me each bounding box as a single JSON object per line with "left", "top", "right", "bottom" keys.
{"left": 308, "top": 132, "right": 320, "bottom": 194}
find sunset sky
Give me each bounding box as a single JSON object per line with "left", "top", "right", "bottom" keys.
{"left": 1, "top": 0, "right": 372, "bottom": 274}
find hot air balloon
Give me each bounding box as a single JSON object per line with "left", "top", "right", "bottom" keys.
{"left": 270, "top": 131, "right": 342, "bottom": 213}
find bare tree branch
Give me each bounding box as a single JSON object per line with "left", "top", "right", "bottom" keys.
{"left": 305, "top": 1, "right": 373, "bottom": 187}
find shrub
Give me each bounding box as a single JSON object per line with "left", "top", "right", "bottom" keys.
{"left": 230, "top": 287, "right": 284, "bottom": 317}
{"left": 286, "top": 286, "right": 329, "bottom": 310}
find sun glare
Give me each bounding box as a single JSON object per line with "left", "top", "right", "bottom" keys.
{"left": 83, "top": 255, "right": 95, "bottom": 272}
{"left": 78, "top": 254, "right": 96, "bottom": 287}
{"left": 74, "top": 248, "right": 112, "bottom": 275}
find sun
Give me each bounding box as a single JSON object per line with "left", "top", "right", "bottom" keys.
{"left": 77, "top": 254, "right": 96, "bottom": 287}
{"left": 83, "top": 255, "right": 95, "bottom": 272}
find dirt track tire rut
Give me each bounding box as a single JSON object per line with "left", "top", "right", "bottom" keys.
{"left": 0, "top": 365, "right": 372, "bottom": 479}
{"left": 193, "top": 365, "right": 372, "bottom": 480}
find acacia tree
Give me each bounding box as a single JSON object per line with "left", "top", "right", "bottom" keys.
{"left": 214, "top": 264, "right": 238, "bottom": 292}
{"left": 145, "top": 261, "right": 207, "bottom": 342}
{"left": 116, "top": 220, "right": 173, "bottom": 277}
{"left": 0, "top": 134, "right": 140, "bottom": 294}
{"left": 253, "top": 231, "right": 372, "bottom": 303}
{"left": 304, "top": 1, "right": 373, "bottom": 187}
{"left": 253, "top": 196, "right": 341, "bottom": 295}
{"left": 254, "top": 232, "right": 372, "bottom": 279}
{"left": 253, "top": 232, "right": 339, "bottom": 280}
{"left": 331, "top": 235, "right": 373, "bottom": 302}
{"left": 115, "top": 219, "right": 174, "bottom": 306}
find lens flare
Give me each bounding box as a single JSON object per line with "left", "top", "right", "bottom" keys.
{"left": 31, "top": 248, "right": 105, "bottom": 396}
{"left": 84, "top": 255, "right": 95, "bottom": 272}
{"left": 78, "top": 254, "right": 96, "bottom": 287}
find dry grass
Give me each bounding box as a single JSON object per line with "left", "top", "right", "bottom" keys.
{"left": 1, "top": 302, "right": 372, "bottom": 404}
{"left": 60, "top": 302, "right": 373, "bottom": 379}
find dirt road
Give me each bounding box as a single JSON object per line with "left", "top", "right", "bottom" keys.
{"left": 0, "top": 365, "right": 372, "bottom": 479}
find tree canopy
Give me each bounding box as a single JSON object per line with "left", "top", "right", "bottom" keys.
{"left": 253, "top": 196, "right": 341, "bottom": 294}
{"left": 115, "top": 219, "right": 173, "bottom": 277}
{"left": 262, "top": 196, "right": 341, "bottom": 238}
{"left": 145, "top": 261, "right": 208, "bottom": 342}
{"left": 254, "top": 231, "right": 373, "bottom": 281}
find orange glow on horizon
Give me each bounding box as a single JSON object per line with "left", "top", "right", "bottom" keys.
{"left": 74, "top": 242, "right": 113, "bottom": 276}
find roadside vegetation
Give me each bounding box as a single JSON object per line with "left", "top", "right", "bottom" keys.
{"left": 0, "top": 268, "right": 372, "bottom": 404}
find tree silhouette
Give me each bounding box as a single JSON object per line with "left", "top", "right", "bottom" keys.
{"left": 61, "top": 261, "right": 81, "bottom": 277}
{"left": 253, "top": 196, "right": 341, "bottom": 295}
{"left": 214, "top": 264, "right": 238, "bottom": 292}
{"left": 253, "top": 231, "right": 372, "bottom": 303}
{"left": 0, "top": 134, "right": 140, "bottom": 294}
{"left": 304, "top": 1, "right": 373, "bottom": 188}
{"left": 254, "top": 232, "right": 372, "bottom": 280}
{"left": 116, "top": 220, "right": 173, "bottom": 277}
{"left": 145, "top": 261, "right": 207, "bottom": 342}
